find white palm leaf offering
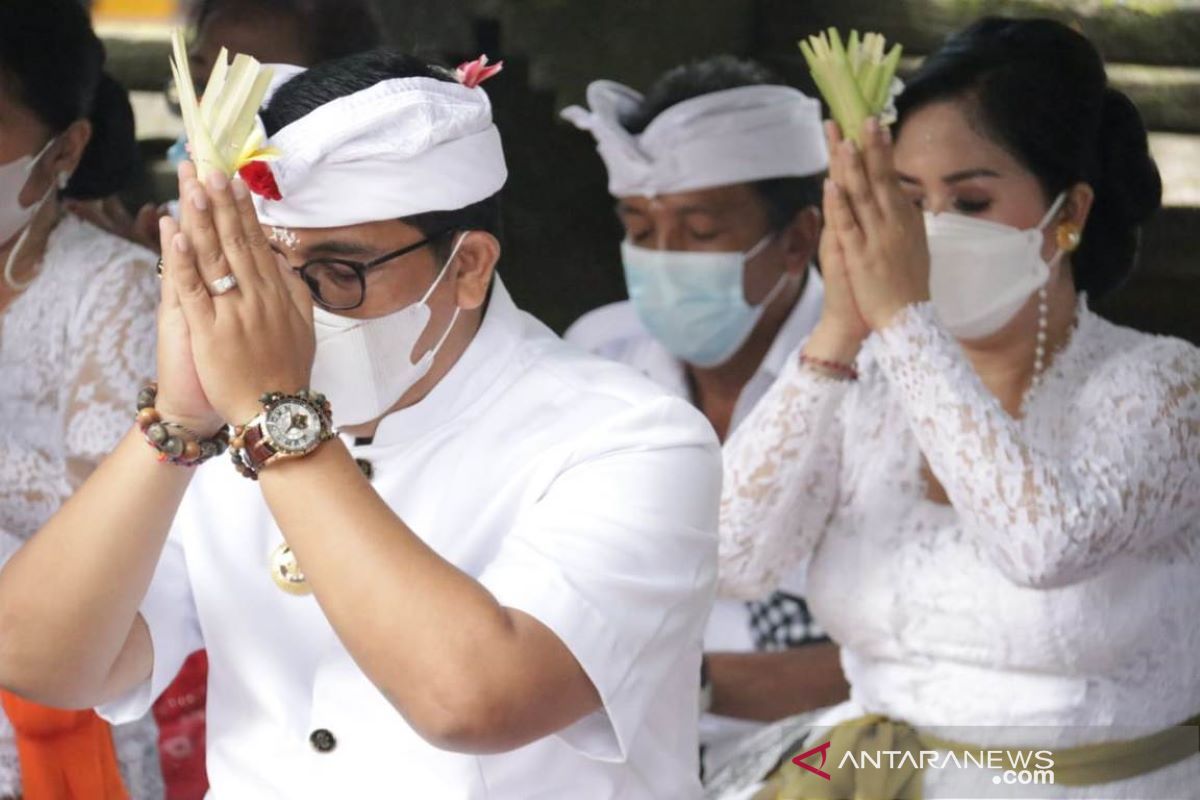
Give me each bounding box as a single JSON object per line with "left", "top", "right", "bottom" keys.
{"left": 800, "top": 29, "right": 904, "bottom": 145}
{"left": 169, "top": 28, "right": 279, "bottom": 182}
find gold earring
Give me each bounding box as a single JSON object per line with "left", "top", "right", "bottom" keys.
{"left": 1057, "top": 223, "right": 1082, "bottom": 252}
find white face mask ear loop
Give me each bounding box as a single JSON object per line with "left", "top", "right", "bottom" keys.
{"left": 418, "top": 231, "right": 470, "bottom": 361}
{"left": 744, "top": 229, "right": 791, "bottom": 310}
{"left": 1038, "top": 191, "right": 1071, "bottom": 270}
{"left": 3, "top": 141, "right": 64, "bottom": 291}
{"left": 1037, "top": 192, "right": 1069, "bottom": 230}
{"left": 428, "top": 304, "right": 464, "bottom": 358}
{"left": 743, "top": 230, "right": 776, "bottom": 262}
{"left": 420, "top": 231, "right": 469, "bottom": 305}
{"left": 3, "top": 220, "right": 39, "bottom": 290}
{"left": 17, "top": 136, "right": 60, "bottom": 186}
{"left": 756, "top": 267, "right": 792, "bottom": 311}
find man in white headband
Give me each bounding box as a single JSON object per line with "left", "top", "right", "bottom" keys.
{"left": 0, "top": 51, "right": 721, "bottom": 798}
{"left": 562, "top": 56, "right": 848, "bottom": 779}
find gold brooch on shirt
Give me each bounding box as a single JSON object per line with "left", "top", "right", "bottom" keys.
{"left": 269, "top": 542, "right": 311, "bottom": 595}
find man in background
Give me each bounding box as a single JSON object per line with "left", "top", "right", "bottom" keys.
{"left": 563, "top": 55, "right": 849, "bottom": 779}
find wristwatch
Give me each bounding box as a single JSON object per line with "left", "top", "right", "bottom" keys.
{"left": 231, "top": 389, "right": 334, "bottom": 480}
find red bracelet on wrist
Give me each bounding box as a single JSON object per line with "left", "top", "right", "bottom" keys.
{"left": 799, "top": 353, "right": 859, "bottom": 381}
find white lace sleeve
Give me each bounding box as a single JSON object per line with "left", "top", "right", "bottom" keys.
{"left": 60, "top": 254, "right": 158, "bottom": 489}
{"left": 874, "top": 301, "right": 1200, "bottom": 589}
{"left": 0, "top": 225, "right": 164, "bottom": 798}
{"left": 718, "top": 350, "right": 852, "bottom": 599}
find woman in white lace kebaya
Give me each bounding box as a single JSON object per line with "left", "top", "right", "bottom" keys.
{"left": 0, "top": 1, "right": 163, "bottom": 796}
{"left": 715, "top": 18, "right": 1199, "bottom": 800}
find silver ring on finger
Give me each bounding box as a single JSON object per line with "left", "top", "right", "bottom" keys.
{"left": 209, "top": 273, "right": 239, "bottom": 296}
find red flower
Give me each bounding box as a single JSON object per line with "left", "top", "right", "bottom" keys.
{"left": 455, "top": 55, "right": 504, "bottom": 89}
{"left": 237, "top": 160, "right": 282, "bottom": 201}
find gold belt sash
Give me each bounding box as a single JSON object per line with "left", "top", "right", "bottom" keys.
{"left": 757, "top": 712, "right": 1200, "bottom": 800}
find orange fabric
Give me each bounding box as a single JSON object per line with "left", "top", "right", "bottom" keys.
{"left": 0, "top": 691, "right": 128, "bottom": 800}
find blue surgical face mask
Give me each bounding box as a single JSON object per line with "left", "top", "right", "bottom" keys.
{"left": 166, "top": 133, "right": 189, "bottom": 168}
{"left": 621, "top": 233, "right": 786, "bottom": 368}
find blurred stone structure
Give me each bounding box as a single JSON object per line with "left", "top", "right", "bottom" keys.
{"left": 100, "top": 0, "right": 1199, "bottom": 340}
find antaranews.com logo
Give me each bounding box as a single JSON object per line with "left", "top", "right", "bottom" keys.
{"left": 792, "top": 740, "right": 1055, "bottom": 786}
{"left": 796, "top": 743, "right": 1060, "bottom": 796}
{"left": 787, "top": 721, "right": 1198, "bottom": 798}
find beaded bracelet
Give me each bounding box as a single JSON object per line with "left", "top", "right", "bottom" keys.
{"left": 136, "top": 384, "right": 230, "bottom": 467}
{"left": 799, "top": 353, "right": 859, "bottom": 382}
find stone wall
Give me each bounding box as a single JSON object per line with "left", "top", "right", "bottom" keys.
{"left": 101, "top": 0, "right": 1199, "bottom": 340}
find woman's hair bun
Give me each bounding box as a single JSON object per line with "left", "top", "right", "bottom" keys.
{"left": 1093, "top": 87, "right": 1162, "bottom": 229}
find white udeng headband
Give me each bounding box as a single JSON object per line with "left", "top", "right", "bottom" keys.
{"left": 562, "top": 80, "right": 828, "bottom": 198}
{"left": 252, "top": 75, "right": 508, "bottom": 228}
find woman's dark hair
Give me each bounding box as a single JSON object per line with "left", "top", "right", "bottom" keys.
{"left": 896, "top": 17, "right": 1162, "bottom": 299}
{"left": 620, "top": 55, "right": 824, "bottom": 232}
{"left": 0, "top": 0, "right": 140, "bottom": 200}
{"left": 193, "top": 0, "right": 386, "bottom": 67}
{"left": 262, "top": 49, "right": 502, "bottom": 259}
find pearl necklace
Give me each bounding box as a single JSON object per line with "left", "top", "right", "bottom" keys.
{"left": 1021, "top": 286, "right": 1078, "bottom": 414}
{"left": 1031, "top": 287, "right": 1050, "bottom": 390}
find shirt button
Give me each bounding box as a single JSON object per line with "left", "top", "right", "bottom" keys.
{"left": 310, "top": 728, "right": 337, "bottom": 753}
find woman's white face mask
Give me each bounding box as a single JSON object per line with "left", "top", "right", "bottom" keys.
{"left": 925, "top": 192, "right": 1067, "bottom": 340}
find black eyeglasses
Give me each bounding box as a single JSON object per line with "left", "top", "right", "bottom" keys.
{"left": 293, "top": 229, "right": 454, "bottom": 311}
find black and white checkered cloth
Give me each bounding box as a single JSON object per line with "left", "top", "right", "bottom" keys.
{"left": 746, "top": 591, "right": 828, "bottom": 651}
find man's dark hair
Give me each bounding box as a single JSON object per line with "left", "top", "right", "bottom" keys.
{"left": 194, "top": 0, "right": 387, "bottom": 68}
{"left": 261, "top": 49, "right": 502, "bottom": 260}
{"left": 621, "top": 55, "right": 823, "bottom": 231}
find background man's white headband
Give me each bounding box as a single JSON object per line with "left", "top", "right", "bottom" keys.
{"left": 561, "top": 80, "right": 828, "bottom": 198}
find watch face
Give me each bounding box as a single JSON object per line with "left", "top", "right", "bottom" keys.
{"left": 264, "top": 400, "right": 323, "bottom": 454}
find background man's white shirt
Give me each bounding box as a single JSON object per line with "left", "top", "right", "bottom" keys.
{"left": 98, "top": 277, "right": 722, "bottom": 799}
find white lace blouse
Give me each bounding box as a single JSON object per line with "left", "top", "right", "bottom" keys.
{"left": 0, "top": 215, "right": 164, "bottom": 798}
{"left": 719, "top": 298, "right": 1200, "bottom": 795}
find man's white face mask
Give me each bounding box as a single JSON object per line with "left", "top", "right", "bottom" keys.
{"left": 309, "top": 232, "right": 467, "bottom": 427}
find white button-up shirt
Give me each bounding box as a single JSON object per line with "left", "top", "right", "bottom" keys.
{"left": 98, "top": 277, "right": 722, "bottom": 799}
{"left": 565, "top": 267, "right": 824, "bottom": 773}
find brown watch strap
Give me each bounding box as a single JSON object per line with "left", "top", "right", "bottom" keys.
{"left": 242, "top": 423, "right": 277, "bottom": 472}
